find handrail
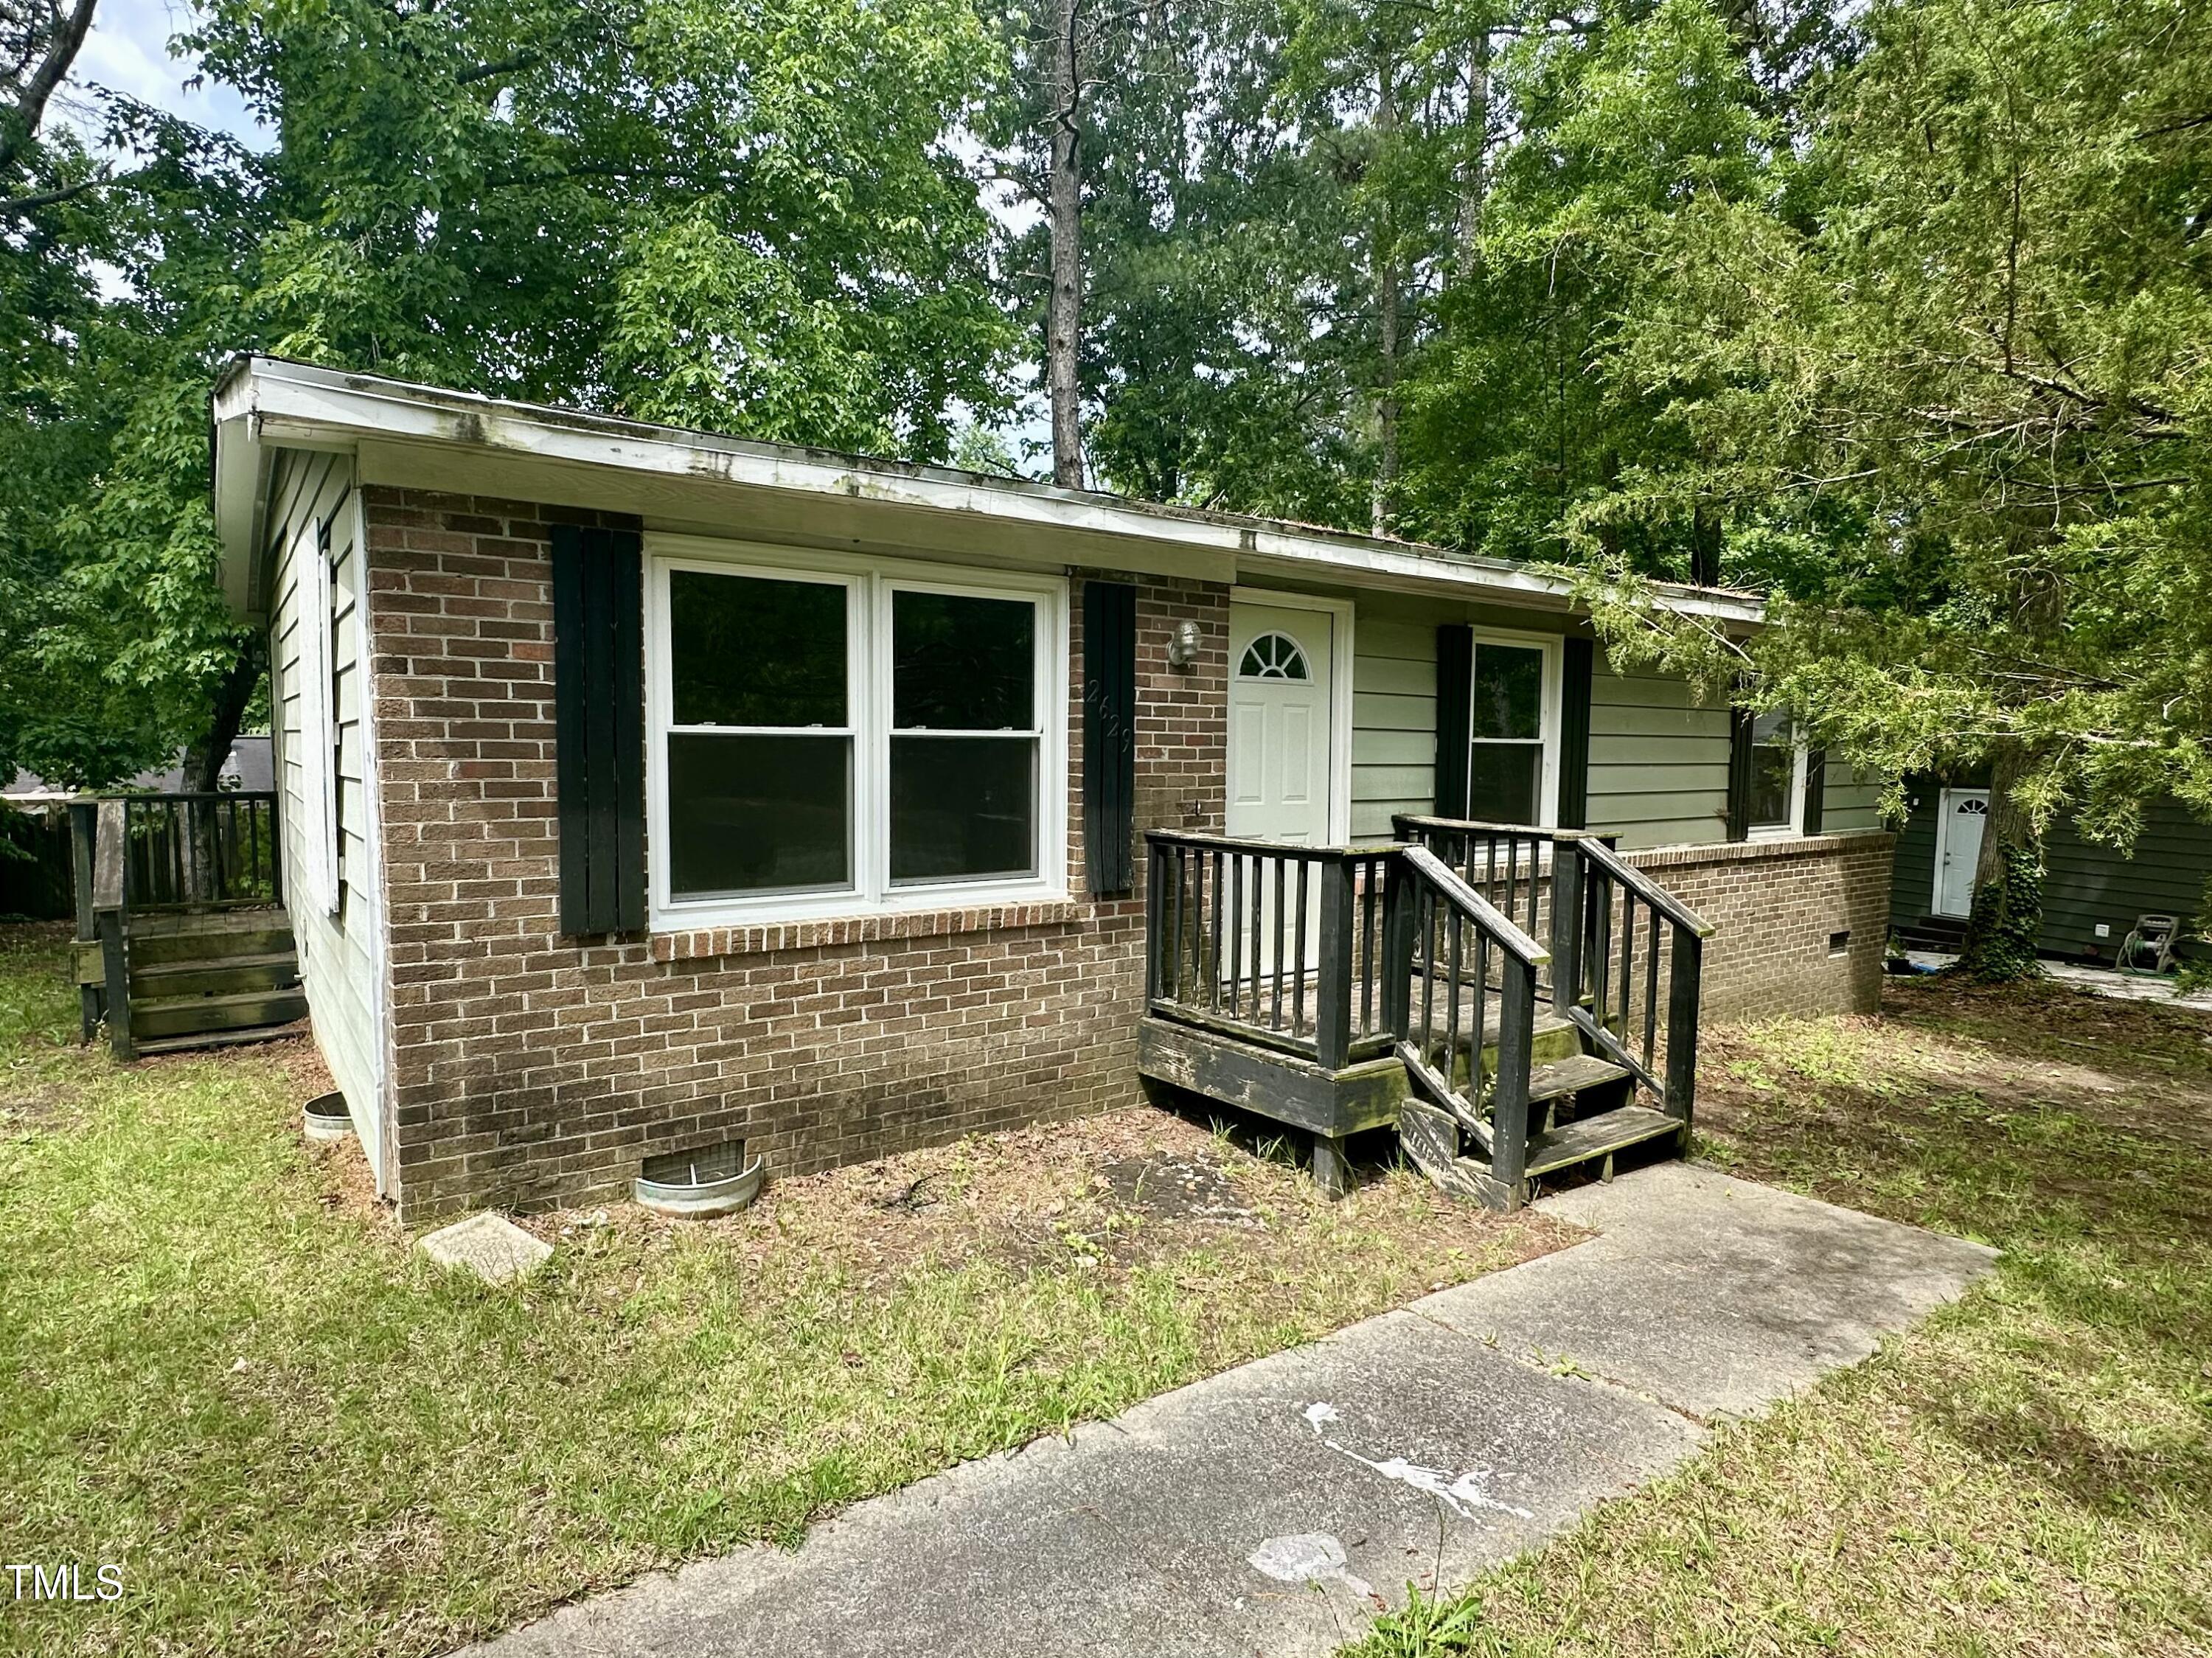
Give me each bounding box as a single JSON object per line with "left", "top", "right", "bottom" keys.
{"left": 1576, "top": 837, "right": 1717, "bottom": 938}
{"left": 1393, "top": 815, "right": 1607, "bottom": 844}
{"left": 1147, "top": 827, "right": 1403, "bottom": 860}
{"left": 1397, "top": 845, "right": 1549, "bottom": 969}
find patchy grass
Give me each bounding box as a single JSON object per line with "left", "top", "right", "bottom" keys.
{"left": 0, "top": 924, "right": 1566, "bottom": 1657}
{"left": 1349, "top": 973, "right": 2212, "bottom": 1658}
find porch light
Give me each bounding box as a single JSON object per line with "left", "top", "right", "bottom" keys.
{"left": 1167, "top": 620, "right": 1203, "bottom": 669}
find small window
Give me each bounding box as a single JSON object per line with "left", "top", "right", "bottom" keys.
{"left": 1828, "top": 930, "right": 1851, "bottom": 957}
{"left": 1747, "top": 711, "right": 1800, "bottom": 832}
{"left": 1467, "top": 641, "right": 1546, "bottom": 824}
{"left": 1238, "top": 632, "right": 1310, "bottom": 681}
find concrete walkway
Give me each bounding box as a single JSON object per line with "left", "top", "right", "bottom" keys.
{"left": 463, "top": 1165, "right": 1996, "bottom": 1658}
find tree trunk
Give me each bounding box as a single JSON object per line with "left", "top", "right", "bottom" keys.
{"left": 1453, "top": 38, "right": 1490, "bottom": 278}
{"left": 1957, "top": 743, "right": 2045, "bottom": 983}
{"left": 1046, "top": 0, "right": 1086, "bottom": 490}
{"left": 185, "top": 633, "right": 265, "bottom": 794}
{"left": 1370, "top": 54, "right": 1400, "bottom": 537}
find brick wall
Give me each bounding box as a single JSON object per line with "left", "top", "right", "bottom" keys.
{"left": 1626, "top": 832, "right": 1896, "bottom": 1020}
{"left": 362, "top": 487, "right": 1229, "bottom": 1222}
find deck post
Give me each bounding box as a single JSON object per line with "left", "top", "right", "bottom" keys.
{"left": 1379, "top": 851, "right": 1413, "bottom": 1039}
{"left": 91, "top": 798, "right": 132, "bottom": 1061}
{"left": 69, "top": 799, "right": 100, "bottom": 1043}
{"left": 1145, "top": 838, "right": 1167, "bottom": 1003}
{"left": 1549, "top": 835, "right": 1585, "bottom": 1017}
{"left": 1311, "top": 1131, "right": 1354, "bottom": 1201}
{"left": 1488, "top": 957, "right": 1536, "bottom": 1202}
{"left": 1313, "top": 854, "right": 1357, "bottom": 1072}
{"left": 1665, "top": 927, "right": 1703, "bottom": 1129}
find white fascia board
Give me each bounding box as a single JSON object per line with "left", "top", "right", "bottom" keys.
{"left": 210, "top": 356, "right": 1767, "bottom": 628}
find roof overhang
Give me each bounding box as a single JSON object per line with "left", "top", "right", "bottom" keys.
{"left": 209, "top": 356, "right": 1766, "bottom": 627}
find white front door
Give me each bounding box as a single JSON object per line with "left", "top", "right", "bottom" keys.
{"left": 1227, "top": 603, "right": 1334, "bottom": 845}
{"left": 1934, "top": 788, "right": 1989, "bottom": 917}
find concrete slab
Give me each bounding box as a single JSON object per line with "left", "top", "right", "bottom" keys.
{"left": 416, "top": 1213, "right": 552, "bottom": 1286}
{"left": 1417, "top": 1165, "right": 1998, "bottom": 1420}
{"left": 458, "top": 1163, "right": 1996, "bottom": 1658}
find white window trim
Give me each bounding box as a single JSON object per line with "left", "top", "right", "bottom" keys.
{"left": 1461, "top": 625, "right": 1564, "bottom": 829}
{"left": 644, "top": 533, "right": 1069, "bottom": 930}
{"left": 1227, "top": 586, "right": 1355, "bottom": 843}
{"left": 1747, "top": 739, "right": 1809, "bottom": 840}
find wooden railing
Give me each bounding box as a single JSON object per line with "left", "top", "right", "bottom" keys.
{"left": 1385, "top": 843, "right": 1549, "bottom": 1184}
{"left": 1566, "top": 837, "right": 1714, "bottom": 1122}
{"left": 1142, "top": 817, "right": 1714, "bottom": 1197}
{"left": 69, "top": 790, "right": 285, "bottom": 1057}
{"left": 1145, "top": 830, "right": 1399, "bottom": 1068}
{"left": 84, "top": 791, "right": 283, "bottom": 911}
{"left": 1397, "top": 813, "right": 1712, "bottom": 1124}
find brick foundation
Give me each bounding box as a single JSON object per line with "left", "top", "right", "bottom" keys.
{"left": 1625, "top": 833, "right": 1896, "bottom": 1020}
{"left": 363, "top": 487, "right": 1228, "bottom": 1222}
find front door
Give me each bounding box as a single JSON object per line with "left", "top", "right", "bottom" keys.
{"left": 1226, "top": 603, "right": 1333, "bottom": 846}
{"left": 1934, "top": 788, "right": 1989, "bottom": 917}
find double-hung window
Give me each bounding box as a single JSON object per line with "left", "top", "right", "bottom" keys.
{"left": 649, "top": 543, "right": 1065, "bottom": 923}
{"left": 1458, "top": 633, "right": 1560, "bottom": 826}
{"left": 1746, "top": 710, "right": 1805, "bottom": 835}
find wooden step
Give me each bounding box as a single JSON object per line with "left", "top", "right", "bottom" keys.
{"left": 125, "top": 913, "right": 295, "bottom": 965}
{"left": 1522, "top": 1104, "right": 1682, "bottom": 1180}
{"left": 131, "top": 987, "right": 310, "bottom": 1040}
{"left": 129, "top": 951, "right": 299, "bottom": 1000}
{"left": 1526, "top": 1052, "right": 1632, "bottom": 1105}
{"left": 133, "top": 1021, "right": 309, "bottom": 1058}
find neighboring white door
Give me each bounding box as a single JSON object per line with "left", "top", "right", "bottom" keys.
{"left": 1227, "top": 603, "right": 1333, "bottom": 846}
{"left": 1934, "top": 788, "right": 1989, "bottom": 916}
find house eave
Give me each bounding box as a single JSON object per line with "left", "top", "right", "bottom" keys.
{"left": 208, "top": 356, "right": 1767, "bottom": 627}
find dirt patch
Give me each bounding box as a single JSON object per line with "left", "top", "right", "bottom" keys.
{"left": 1095, "top": 1152, "right": 1261, "bottom": 1226}
{"left": 535, "top": 1104, "right": 1580, "bottom": 1298}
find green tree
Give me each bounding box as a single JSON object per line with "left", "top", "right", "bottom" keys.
{"left": 2, "top": 0, "right": 1017, "bottom": 790}
{"left": 1554, "top": 0, "right": 2212, "bottom": 979}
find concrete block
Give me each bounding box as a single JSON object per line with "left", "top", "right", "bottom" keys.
{"left": 417, "top": 1211, "right": 552, "bottom": 1285}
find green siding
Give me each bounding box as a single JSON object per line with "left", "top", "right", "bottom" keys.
{"left": 1350, "top": 613, "right": 1436, "bottom": 837}
{"left": 1239, "top": 577, "right": 1880, "bottom": 851}
{"left": 1891, "top": 781, "right": 1940, "bottom": 920}
{"left": 1889, "top": 776, "right": 2212, "bottom": 957}
{"left": 1587, "top": 661, "right": 1729, "bottom": 849}
{"left": 1821, "top": 762, "right": 1883, "bottom": 834}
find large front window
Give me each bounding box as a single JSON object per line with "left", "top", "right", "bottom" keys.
{"left": 650, "top": 546, "right": 1064, "bottom": 921}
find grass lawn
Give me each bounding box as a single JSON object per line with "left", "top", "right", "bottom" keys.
{"left": 1351, "top": 972, "right": 2212, "bottom": 1658}
{"left": 0, "top": 922, "right": 1567, "bottom": 1657}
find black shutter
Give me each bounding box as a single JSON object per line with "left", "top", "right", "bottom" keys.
{"left": 1725, "top": 705, "right": 1755, "bottom": 843}
{"left": 1559, "top": 636, "right": 1593, "bottom": 830}
{"left": 1434, "top": 624, "right": 1473, "bottom": 818}
{"left": 1802, "top": 747, "right": 1827, "bottom": 836}
{"left": 552, "top": 523, "right": 647, "bottom": 936}
{"left": 1082, "top": 579, "right": 1138, "bottom": 896}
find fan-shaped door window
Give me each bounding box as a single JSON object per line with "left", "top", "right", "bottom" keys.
{"left": 1238, "top": 632, "right": 1310, "bottom": 681}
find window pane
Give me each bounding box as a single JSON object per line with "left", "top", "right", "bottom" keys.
{"left": 667, "top": 733, "right": 850, "bottom": 897}
{"left": 670, "top": 570, "right": 846, "bottom": 728}
{"left": 1749, "top": 744, "right": 1795, "bottom": 828}
{"left": 893, "top": 591, "right": 1036, "bottom": 730}
{"left": 890, "top": 736, "right": 1036, "bottom": 882}
{"left": 1471, "top": 645, "right": 1543, "bottom": 741}
{"left": 1467, "top": 742, "right": 1541, "bottom": 824}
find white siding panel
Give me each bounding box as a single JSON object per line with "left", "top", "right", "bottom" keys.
{"left": 265, "top": 450, "right": 389, "bottom": 1191}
